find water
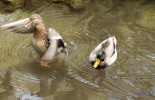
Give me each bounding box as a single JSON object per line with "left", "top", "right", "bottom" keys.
{"left": 0, "top": 1, "right": 155, "bottom": 100}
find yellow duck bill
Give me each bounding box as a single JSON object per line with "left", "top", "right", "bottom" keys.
{"left": 93, "top": 59, "right": 100, "bottom": 68}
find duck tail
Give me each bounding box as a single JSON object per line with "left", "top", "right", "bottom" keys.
{"left": 58, "top": 47, "right": 68, "bottom": 55}
{"left": 63, "top": 48, "right": 68, "bottom": 56}
{"left": 57, "top": 39, "right": 68, "bottom": 55}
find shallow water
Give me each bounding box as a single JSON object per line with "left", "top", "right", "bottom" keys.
{"left": 0, "top": 1, "right": 155, "bottom": 100}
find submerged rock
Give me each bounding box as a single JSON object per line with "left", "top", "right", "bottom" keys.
{"left": 0, "top": 0, "right": 85, "bottom": 13}
{"left": 0, "top": 0, "right": 120, "bottom": 13}
{"left": 43, "top": 0, "right": 84, "bottom": 9}
{"left": 0, "top": 0, "right": 25, "bottom": 12}
{"left": 2, "top": 0, "right": 25, "bottom": 6}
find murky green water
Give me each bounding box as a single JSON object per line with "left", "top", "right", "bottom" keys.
{"left": 0, "top": 1, "right": 155, "bottom": 100}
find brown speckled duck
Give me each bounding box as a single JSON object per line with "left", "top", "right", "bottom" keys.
{"left": 1, "top": 14, "right": 68, "bottom": 66}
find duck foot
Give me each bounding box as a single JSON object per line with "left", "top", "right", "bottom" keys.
{"left": 41, "top": 61, "right": 49, "bottom": 67}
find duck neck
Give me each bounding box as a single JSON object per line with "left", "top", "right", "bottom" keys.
{"left": 34, "top": 24, "right": 47, "bottom": 39}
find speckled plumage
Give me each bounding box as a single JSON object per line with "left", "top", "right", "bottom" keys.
{"left": 1, "top": 14, "right": 68, "bottom": 66}
{"left": 31, "top": 23, "right": 49, "bottom": 56}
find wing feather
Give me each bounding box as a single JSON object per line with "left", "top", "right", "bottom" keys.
{"left": 1, "top": 18, "right": 35, "bottom": 34}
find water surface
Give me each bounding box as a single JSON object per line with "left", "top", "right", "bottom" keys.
{"left": 0, "top": 1, "right": 155, "bottom": 100}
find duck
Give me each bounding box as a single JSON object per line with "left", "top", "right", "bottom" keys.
{"left": 1, "top": 14, "right": 68, "bottom": 67}
{"left": 89, "top": 36, "right": 117, "bottom": 69}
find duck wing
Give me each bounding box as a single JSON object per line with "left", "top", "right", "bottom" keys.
{"left": 102, "top": 37, "right": 116, "bottom": 57}
{"left": 41, "top": 28, "right": 67, "bottom": 61}
{"left": 1, "top": 18, "right": 35, "bottom": 34}
{"left": 48, "top": 28, "right": 68, "bottom": 55}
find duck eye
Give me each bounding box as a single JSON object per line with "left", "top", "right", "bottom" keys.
{"left": 31, "top": 17, "right": 36, "bottom": 21}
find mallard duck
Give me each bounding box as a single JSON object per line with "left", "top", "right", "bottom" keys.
{"left": 1, "top": 14, "right": 67, "bottom": 66}
{"left": 89, "top": 36, "right": 117, "bottom": 69}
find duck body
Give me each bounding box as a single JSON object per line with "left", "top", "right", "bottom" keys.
{"left": 1, "top": 14, "right": 67, "bottom": 66}
{"left": 30, "top": 19, "right": 49, "bottom": 56}
{"left": 89, "top": 36, "right": 117, "bottom": 69}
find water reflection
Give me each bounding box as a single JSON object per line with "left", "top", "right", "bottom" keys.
{"left": 0, "top": 1, "right": 155, "bottom": 100}
{"left": 0, "top": 60, "right": 68, "bottom": 99}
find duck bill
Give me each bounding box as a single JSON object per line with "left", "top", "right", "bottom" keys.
{"left": 24, "top": 20, "right": 32, "bottom": 27}
{"left": 93, "top": 59, "right": 100, "bottom": 68}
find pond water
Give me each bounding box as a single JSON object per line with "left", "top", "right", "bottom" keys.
{"left": 0, "top": 1, "right": 155, "bottom": 100}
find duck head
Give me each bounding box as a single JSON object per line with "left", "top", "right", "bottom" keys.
{"left": 25, "top": 14, "right": 44, "bottom": 27}
{"left": 93, "top": 50, "right": 105, "bottom": 68}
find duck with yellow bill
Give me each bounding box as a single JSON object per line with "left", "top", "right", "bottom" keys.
{"left": 89, "top": 36, "right": 117, "bottom": 69}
